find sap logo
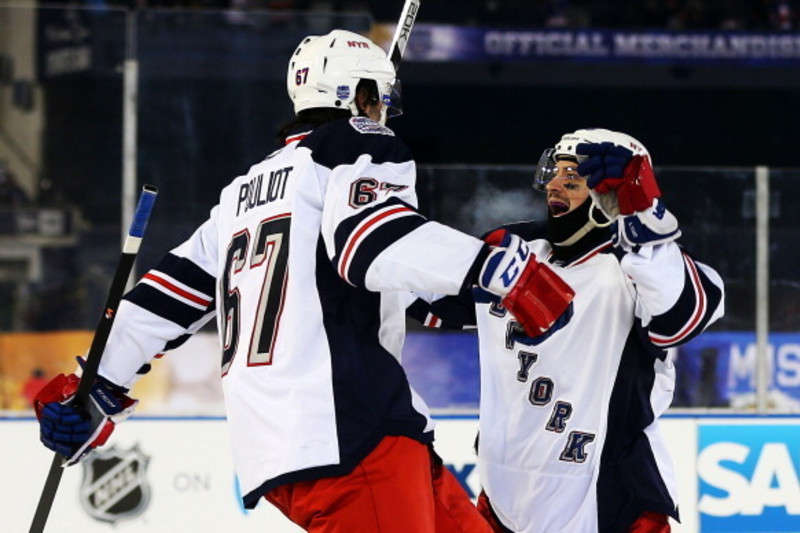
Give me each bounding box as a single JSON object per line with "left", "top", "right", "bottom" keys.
{"left": 698, "top": 425, "right": 800, "bottom": 532}
{"left": 446, "top": 463, "right": 478, "bottom": 499}
{"left": 699, "top": 442, "right": 800, "bottom": 516}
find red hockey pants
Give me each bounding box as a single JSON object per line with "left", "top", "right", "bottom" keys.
{"left": 477, "top": 491, "right": 671, "bottom": 533}
{"left": 265, "top": 435, "right": 492, "bottom": 533}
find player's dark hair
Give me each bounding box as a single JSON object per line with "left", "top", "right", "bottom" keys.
{"left": 276, "top": 80, "right": 380, "bottom": 145}
{"left": 275, "top": 108, "right": 350, "bottom": 145}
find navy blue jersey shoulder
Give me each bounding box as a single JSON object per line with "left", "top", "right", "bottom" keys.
{"left": 479, "top": 220, "right": 546, "bottom": 242}
{"left": 609, "top": 246, "right": 626, "bottom": 262}
{"left": 299, "top": 117, "right": 413, "bottom": 169}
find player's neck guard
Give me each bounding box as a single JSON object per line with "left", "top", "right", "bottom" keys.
{"left": 547, "top": 197, "right": 610, "bottom": 249}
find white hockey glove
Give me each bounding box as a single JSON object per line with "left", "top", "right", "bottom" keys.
{"left": 34, "top": 361, "right": 137, "bottom": 465}
{"left": 477, "top": 231, "right": 575, "bottom": 338}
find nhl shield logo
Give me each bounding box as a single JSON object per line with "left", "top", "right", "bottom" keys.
{"left": 80, "top": 444, "right": 151, "bottom": 524}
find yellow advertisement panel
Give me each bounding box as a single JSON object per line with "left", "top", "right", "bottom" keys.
{"left": 0, "top": 331, "right": 169, "bottom": 411}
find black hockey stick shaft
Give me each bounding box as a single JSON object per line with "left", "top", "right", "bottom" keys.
{"left": 29, "top": 184, "right": 158, "bottom": 533}
{"left": 388, "top": 0, "right": 421, "bottom": 71}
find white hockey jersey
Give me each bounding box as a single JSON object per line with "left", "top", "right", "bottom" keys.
{"left": 97, "top": 116, "right": 484, "bottom": 508}
{"left": 410, "top": 221, "right": 725, "bottom": 533}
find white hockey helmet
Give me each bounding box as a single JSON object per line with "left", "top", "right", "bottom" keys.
{"left": 534, "top": 128, "right": 650, "bottom": 191}
{"left": 287, "top": 29, "right": 401, "bottom": 121}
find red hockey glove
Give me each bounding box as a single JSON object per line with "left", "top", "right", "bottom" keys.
{"left": 478, "top": 232, "right": 575, "bottom": 338}
{"left": 577, "top": 142, "right": 661, "bottom": 216}
{"left": 615, "top": 154, "right": 661, "bottom": 215}
{"left": 34, "top": 365, "right": 137, "bottom": 466}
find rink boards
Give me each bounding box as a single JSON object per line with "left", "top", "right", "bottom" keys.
{"left": 4, "top": 414, "right": 800, "bottom": 533}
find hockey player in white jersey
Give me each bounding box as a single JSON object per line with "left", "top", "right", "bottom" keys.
{"left": 31, "top": 30, "right": 577, "bottom": 533}
{"left": 408, "top": 129, "right": 725, "bottom": 533}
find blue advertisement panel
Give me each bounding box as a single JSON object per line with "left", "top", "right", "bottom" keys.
{"left": 397, "top": 24, "right": 800, "bottom": 65}
{"left": 403, "top": 330, "right": 481, "bottom": 409}
{"left": 676, "top": 332, "right": 800, "bottom": 409}
{"left": 698, "top": 424, "right": 800, "bottom": 532}
{"left": 404, "top": 330, "right": 800, "bottom": 409}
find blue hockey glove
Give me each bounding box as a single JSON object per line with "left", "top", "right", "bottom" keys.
{"left": 576, "top": 142, "right": 634, "bottom": 190}
{"left": 34, "top": 364, "right": 137, "bottom": 465}
{"left": 577, "top": 142, "right": 662, "bottom": 218}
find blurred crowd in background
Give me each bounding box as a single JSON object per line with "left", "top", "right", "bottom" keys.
{"left": 0, "top": 160, "right": 29, "bottom": 207}
{"left": 45, "top": 0, "right": 800, "bottom": 31}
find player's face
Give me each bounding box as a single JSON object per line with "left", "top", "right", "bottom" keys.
{"left": 545, "top": 160, "right": 589, "bottom": 217}
{"left": 356, "top": 87, "right": 387, "bottom": 124}
{"left": 363, "top": 100, "right": 385, "bottom": 122}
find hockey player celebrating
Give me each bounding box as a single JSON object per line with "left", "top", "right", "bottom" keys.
{"left": 409, "top": 128, "right": 725, "bottom": 533}
{"left": 31, "top": 30, "right": 576, "bottom": 533}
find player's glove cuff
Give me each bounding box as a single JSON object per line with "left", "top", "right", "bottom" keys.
{"left": 613, "top": 198, "right": 681, "bottom": 251}
{"left": 478, "top": 232, "right": 531, "bottom": 299}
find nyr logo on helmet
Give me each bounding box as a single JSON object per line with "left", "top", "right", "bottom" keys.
{"left": 80, "top": 445, "right": 151, "bottom": 524}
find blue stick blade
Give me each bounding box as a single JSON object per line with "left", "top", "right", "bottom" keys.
{"left": 129, "top": 185, "right": 158, "bottom": 238}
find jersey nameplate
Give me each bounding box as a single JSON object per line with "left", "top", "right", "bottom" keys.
{"left": 349, "top": 117, "right": 395, "bottom": 136}
{"left": 237, "top": 166, "right": 294, "bottom": 216}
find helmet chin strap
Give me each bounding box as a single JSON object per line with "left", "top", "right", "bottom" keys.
{"left": 552, "top": 199, "right": 611, "bottom": 247}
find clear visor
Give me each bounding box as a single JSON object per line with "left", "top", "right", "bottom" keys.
{"left": 532, "top": 148, "right": 582, "bottom": 191}
{"left": 533, "top": 148, "right": 558, "bottom": 191}
{"left": 380, "top": 79, "right": 402, "bottom": 118}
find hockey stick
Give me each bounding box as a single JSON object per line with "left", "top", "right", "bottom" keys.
{"left": 388, "top": 0, "right": 421, "bottom": 71}
{"left": 29, "top": 184, "right": 158, "bottom": 533}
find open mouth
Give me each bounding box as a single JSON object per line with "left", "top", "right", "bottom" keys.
{"left": 548, "top": 199, "right": 570, "bottom": 216}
